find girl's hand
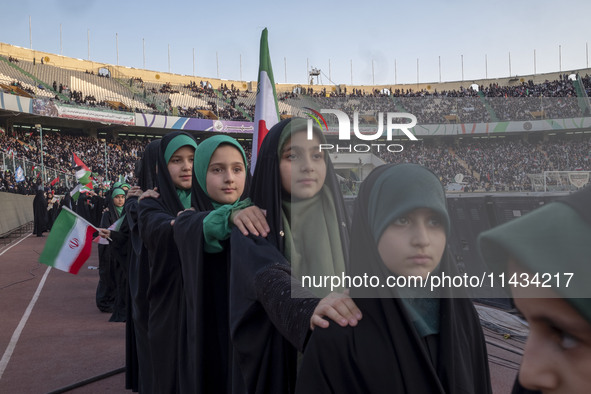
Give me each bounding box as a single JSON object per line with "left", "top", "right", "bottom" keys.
{"left": 232, "top": 206, "right": 269, "bottom": 237}
{"left": 310, "top": 289, "right": 362, "bottom": 330}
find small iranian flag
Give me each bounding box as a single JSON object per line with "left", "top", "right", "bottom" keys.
{"left": 39, "top": 207, "right": 97, "bottom": 274}
{"left": 93, "top": 214, "right": 126, "bottom": 245}
{"left": 251, "top": 28, "right": 279, "bottom": 172}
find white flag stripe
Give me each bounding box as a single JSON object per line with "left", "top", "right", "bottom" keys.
{"left": 53, "top": 217, "right": 90, "bottom": 272}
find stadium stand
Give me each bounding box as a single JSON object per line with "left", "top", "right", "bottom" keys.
{"left": 0, "top": 42, "right": 589, "bottom": 194}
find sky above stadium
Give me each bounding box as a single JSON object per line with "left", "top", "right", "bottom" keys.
{"left": 2, "top": 0, "right": 591, "bottom": 86}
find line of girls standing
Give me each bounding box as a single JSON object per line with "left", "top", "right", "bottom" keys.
{"left": 119, "top": 118, "right": 494, "bottom": 394}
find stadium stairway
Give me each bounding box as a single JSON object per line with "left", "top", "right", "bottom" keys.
{"left": 111, "top": 76, "right": 165, "bottom": 112}
{"left": 214, "top": 88, "right": 252, "bottom": 121}
{"left": 572, "top": 75, "right": 591, "bottom": 116}
{"left": 476, "top": 90, "right": 499, "bottom": 122}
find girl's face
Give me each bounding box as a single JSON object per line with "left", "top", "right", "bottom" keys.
{"left": 167, "top": 145, "right": 195, "bottom": 190}
{"left": 112, "top": 194, "right": 125, "bottom": 207}
{"left": 510, "top": 260, "right": 591, "bottom": 394}
{"left": 377, "top": 208, "right": 446, "bottom": 278}
{"left": 206, "top": 144, "right": 246, "bottom": 205}
{"left": 279, "top": 131, "right": 326, "bottom": 200}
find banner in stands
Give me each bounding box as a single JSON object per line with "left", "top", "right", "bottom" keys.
{"left": 0, "top": 91, "right": 33, "bottom": 113}
{"left": 32, "top": 99, "right": 135, "bottom": 125}
{"left": 135, "top": 113, "right": 255, "bottom": 134}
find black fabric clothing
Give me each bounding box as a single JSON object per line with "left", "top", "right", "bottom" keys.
{"left": 138, "top": 131, "right": 197, "bottom": 394}
{"left": 229, "top": 118, "right": 350, "bottom": 394}
{"left": 109, "top": 205, "right": 129, "bottom": 323}
{"left": 171, "top": 137, "right": 251, "bottom": 394}
{"left": 174, "top": 212, "right": 238, "bottom": 394}
{"left": 126, "top": 139, "right": 159, "bottom": 394}
{"left": 96, "top": 212, "right": 116, "bottom": 313}
{"left": 96, "top": 189, "right": 128, "bottom": 321}
{"left": 32, "top": 189, "right": 47, "bottom": 236}
{"left": 139, "top": 195, "right": 182, "bottom": 393}
{"left": 295, "top": 163, "right": 492, "bottom": 394}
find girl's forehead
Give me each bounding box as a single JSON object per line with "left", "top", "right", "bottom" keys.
{"left": 172, "top": 145, "right": 195, "bottom": 155}
{"left": 283, "top": 131, "right": 321, "bottom": 149}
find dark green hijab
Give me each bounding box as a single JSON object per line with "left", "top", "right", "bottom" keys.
{"left": 478, "top": 185, "right": 591, "bottom": 323}
{"left": 164, "top": 133, "right": 198, "bottom": 209}
{"left": 111, "top": 187, "right": 126, "bottom": 217}
{"left": 363, "top": 164, "right": 450, "bottom": 336}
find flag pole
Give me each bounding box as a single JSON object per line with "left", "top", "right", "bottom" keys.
{"left": 250, "top": 28, "right": 279, "bottom": 173}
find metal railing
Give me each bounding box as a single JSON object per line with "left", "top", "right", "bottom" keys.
{"left": 0, "top": 150, "right": 75, "bottom": 187}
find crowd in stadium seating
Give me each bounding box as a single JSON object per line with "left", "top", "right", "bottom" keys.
{"left": 2, "top": 49, "right": 589, "bottom": 127}
{"left": 2, "top": 124, "right": 589, "bottom": 194}
{"left": 300, "top": 74, "right": 585, "bottom": 125}
{"left": 0, "top": 130, "right": 144, "bottom": 185}
{"left": 373, "top": 134, "right": 591, "bottom": 192}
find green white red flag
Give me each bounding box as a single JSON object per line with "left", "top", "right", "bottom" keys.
{"left": 93, "top": 214, "right": 126, "bottom": 245}
{"left": 251, "top": 28, "right": 280, "bottom": 172}
{"left": 72, "top": 152, "right": 93, "bottom": 187}
{"left": 39, "top": 207, "right": 97, "bottom": 274}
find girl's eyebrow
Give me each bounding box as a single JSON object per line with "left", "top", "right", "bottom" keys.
{"left": 208, "top": 161, "right": 244, "bottom": 167}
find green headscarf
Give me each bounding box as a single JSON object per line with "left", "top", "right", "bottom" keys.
{"left": 195, "top": 135, "right": 251, "bottom": 253}
{"left": 369, "top": 163, "right": 450, "bottom": 242}
{"left": 111, "top": 188, "right": 125, "bottom": 217}
{"left": 194, "top": 134, "right": 247, "bottom": 202}
{"left": 478, "top": 198, "right": 591, "bottom": 323}
{"left": 164, "top": 134, "right": 198, "bottom": 163}
{"left": 367, "top": 164, "right": 449, "bottom": 337}
{"left": 164, "top": 134, "right": 198, "bottom": 209}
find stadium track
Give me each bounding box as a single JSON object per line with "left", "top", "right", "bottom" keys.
{"left": 0, "top": 230, "right": 521, "bottom": 393}
{"left": 0, "top": 233, "right": 126, "bottom": 393}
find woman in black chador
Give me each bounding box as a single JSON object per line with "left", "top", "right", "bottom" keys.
{"left": 32, "top": 187, "right": 48, "bottom": 236}
{"left": 296, "top": 163, "right": 492, "bottom": 394}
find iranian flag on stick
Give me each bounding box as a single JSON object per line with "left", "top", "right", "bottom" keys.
{"left": 39, "top": 207, "right": 97, "bottom": 274}
{"left": 251, "top": 28, "right": 279, "bottom": 172}
{"left": 93, "top": 214, "right": 126, "bottom": 245}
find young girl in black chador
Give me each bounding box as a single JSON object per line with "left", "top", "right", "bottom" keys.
{"left": 230, "top": 118, "right": 361, "bottom": 394}
{"left": 296, "top": 163, "right": 492, "bottom": 394}
{"left": 138, "top": 131, "right": 197, "bottom": 393}
{"left": 96, "top": 187, "right": 127, "bottom": 321}
{"left": 173, "top": 134, "right": 264, "bottom": 394}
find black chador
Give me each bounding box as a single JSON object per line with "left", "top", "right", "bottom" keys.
{"left": 124, "top": 139, "right": 159, "bottom": 394}
{"left": 138, "top": 132, "right": 197, "bottom": 394}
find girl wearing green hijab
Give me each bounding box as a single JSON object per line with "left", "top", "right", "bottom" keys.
{"left": 172, "top": 134, "right": 268, "bottom": 394}
{"left": 479, "top": 185, "right": 591, "bottom": 394}
{"left": 296, "top": 163, "right": 492, "bottom": 394}
{"left": 96, "top": 187, "right": 129, "bottom": 322}
{"left": 137, "top": 131, "right": 198, "bottom": 393}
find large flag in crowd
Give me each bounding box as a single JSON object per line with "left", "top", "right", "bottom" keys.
{"left": 39, "top": 207, "right": 97, "bottom": 274}
{"left": 251, "top": 28, "right": 280, "bottom": 172}
{"left": 72, "top": 152, "right": 93, "bottom": 187}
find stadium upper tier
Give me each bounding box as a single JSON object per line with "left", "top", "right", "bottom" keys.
{"left": 1, "top": 42, "right": 591, "bottom": 126}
